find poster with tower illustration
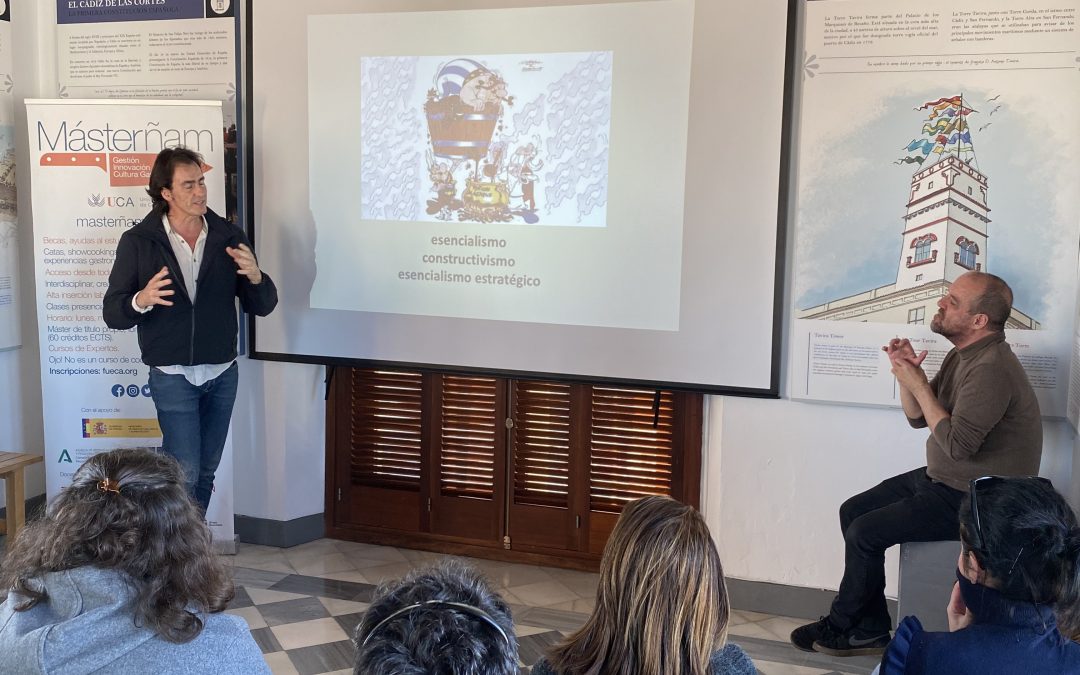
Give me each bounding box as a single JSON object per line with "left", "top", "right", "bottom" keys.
{"left": 790, "top": 0, "right": 1080, "bottom": 414}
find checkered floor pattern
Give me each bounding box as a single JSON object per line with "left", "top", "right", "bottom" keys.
{"left": 221, "top": 539, "right": 881, "bottom": 675}
{"left": 0, "top": 533, "right": 879, "bottom": 674}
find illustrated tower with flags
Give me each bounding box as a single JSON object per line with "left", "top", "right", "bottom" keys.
{"left": 798, "top": 94, "right": 1039, "bottom": 329}
{"left": 895, "top": 95, "right": 987, "bottom": 292}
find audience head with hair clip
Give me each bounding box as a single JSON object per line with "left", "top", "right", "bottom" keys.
{"left": 353, "top": 559, "right": 518, "bottom": 675}
{"left": 0, "top": 448, "right": 269, "bottom": 674}
{"left": 878, "top": 475, "right": 1080, "bottom": 674}
{"left": 532, "top": 495, "right": 755, "bottom": 675}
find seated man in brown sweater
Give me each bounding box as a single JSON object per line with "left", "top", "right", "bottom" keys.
{"left": 791, "top": 271, "right": 1042, "bottom": 657}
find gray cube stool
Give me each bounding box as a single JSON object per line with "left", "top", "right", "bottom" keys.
{"left": 896, "top": 540, "right": 961, "bottom": 632}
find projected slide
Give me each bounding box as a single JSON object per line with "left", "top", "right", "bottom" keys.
{"left": 307, "top": 3, "right": 693, "bottom": 331}
{"left": 361, "top": 53, "right": 612, "bottom": 228}
{"left": 249, "top": 0, "right": 791, "bottom": 392}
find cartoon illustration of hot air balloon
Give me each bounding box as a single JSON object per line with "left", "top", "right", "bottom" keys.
{"left": 427, "top": 59, "right": 511, "bottom": 165}
{"left": 425, "top": 59, "right": 528, "bottom": 223}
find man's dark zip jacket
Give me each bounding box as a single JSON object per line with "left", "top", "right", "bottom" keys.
{"left": 102, "top": 208, "right": 278, "bottom": 366}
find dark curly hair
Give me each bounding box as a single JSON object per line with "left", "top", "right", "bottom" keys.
{"left": 0, "top": 448, "right": 233, "bottom": 643}
{"left": 353, "top": 560, "right": 518, "bottom": 674}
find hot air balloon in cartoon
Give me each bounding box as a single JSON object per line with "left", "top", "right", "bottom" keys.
{"left": 426, "top": 59, "right": 513, "bottom": 168}
{"left": 425, "top": 58, "right": 517, "bottom": 221}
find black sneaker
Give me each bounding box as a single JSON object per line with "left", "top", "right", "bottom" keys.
{"left": 812, "top": 626, "right": 890, "bottom": 657}
{"left": 790, "top": 616, "right": 834, "bottom": 652}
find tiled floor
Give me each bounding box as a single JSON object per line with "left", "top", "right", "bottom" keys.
{"left": 221, "top": 538, "right": 882, "bottom": 675}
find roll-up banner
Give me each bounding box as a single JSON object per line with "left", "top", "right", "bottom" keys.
{"left": 27, "top": 99, "right": 235, "bottom": 550}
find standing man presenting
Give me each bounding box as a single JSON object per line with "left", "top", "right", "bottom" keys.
{"left": 103, "top": 147, "right": 277, "bottom": 513}
{"left": 790, "top": 271, "right": 1041, "bottom": 656}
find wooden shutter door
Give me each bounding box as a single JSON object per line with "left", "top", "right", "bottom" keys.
{"left": 586, "top": 386, "right": 679, "bottom": 553}
{"left": 428, "top": 374, "right": 506, "bottom": 543}
{"left": 506, "top": 380, "right": 585, "bottom": 553}
{"left": 329, "top": 367, "right": 702, "bottom": 567}
{"left": 333, "top": 369, "right": 425, "bottom": 532}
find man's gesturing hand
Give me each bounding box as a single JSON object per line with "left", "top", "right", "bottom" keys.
{"left": 135, "top": 267, "right": 174, "bottom": 309}
{"left": 882, "top": 337, "right": 928, "bottom": 368}
{"left": 226, "top": 243, "right": 263, "bottom": 285}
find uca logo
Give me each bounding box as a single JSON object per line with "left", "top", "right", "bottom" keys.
{"left": 88, "top": 194, "right": 135, "bottom": 208}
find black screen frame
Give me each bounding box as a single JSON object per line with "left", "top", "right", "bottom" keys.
{"left": 237, "top": 0, "right": 798, "bottom": 397}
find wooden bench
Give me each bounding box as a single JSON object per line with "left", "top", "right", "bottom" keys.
{"left": 0, "top": 452, "right": 44, "bottom": 539}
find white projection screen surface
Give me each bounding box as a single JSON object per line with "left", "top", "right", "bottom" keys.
{"left": 243, "top": 0, "right": 793, "bottom": 395}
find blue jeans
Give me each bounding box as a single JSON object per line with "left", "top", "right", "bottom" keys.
{"left": 148, "top": 362, "right": 238, "bottom": 512}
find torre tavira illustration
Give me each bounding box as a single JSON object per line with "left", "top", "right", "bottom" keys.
{"left": 798, "top": 94, "right": 1038, "bottom": 329}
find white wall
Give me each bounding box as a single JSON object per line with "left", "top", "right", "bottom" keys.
{"left": 0, "top": 1, "right": 52, "bottom": 507}
{"left": 230, "top": 359, "right": 325, "bottom": 521}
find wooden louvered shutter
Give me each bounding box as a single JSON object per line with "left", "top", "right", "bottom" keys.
{"left": 334, "top": 369, "right": 424, "bottom": 532}
{"left": 428, "top": 374, "right": 506, "bottom": 542}
{"left": 586, "top": 387, "right": 699, "bottom": 553}
{"left": 507, "top": 380, "right": 584, "bottom": 552}
{"left": 328, "top": 366, "right": 703, "bottom": 568}
{"left": 590, "top": 387, "right": 675, "bottom": 511}
{"left": 513, "top": 380, "right": 572, "bottom": 508}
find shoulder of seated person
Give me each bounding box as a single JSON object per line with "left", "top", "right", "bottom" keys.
{"left": 711, "top": 642, "right": 756, "bottom": 674}
{"left": 530, "top": 659, "right": 557, "bottom": 675}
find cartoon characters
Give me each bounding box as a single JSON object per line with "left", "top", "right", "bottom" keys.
{"left": 425, "top": 151, "right": 461, "bottom": 220}
{"left": 423, "top": 59, "right": 539, "bottom": 224}
{"left": 458, "top": 69, "right": 514, "bottom": 113}
{"left": 509, "top": 142, "right": 544, "bottom": 212}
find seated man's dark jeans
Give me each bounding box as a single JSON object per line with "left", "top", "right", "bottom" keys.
{"left": 830, "top": 467, "right": 964, "bottom": 634}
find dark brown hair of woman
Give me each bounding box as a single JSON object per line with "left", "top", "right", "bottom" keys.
{"left": 0, "top": 447, "right": 233, "bottom": 643}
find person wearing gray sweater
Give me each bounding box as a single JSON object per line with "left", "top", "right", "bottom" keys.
{"left": 0, "top": 448, "right": 268, "bottom": 674}
{"left": 0, "top": 566, "right": 267, "bottom": 674}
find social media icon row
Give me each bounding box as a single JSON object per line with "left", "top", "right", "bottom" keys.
{"left": 111, "top": 384, "right": 151, "bottom": 398}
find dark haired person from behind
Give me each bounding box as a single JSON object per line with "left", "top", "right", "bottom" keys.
{"left": 532, "top": 495, "right": 754, "bottom": 675}
{"left": 0, "top": 448, "right": 268, "bottom": 673}
{"left": 103, "top": 147, "right": 277, "bottom": 512}
{"left": 353, "top": 560, "right": 518, "bottom": 675}
{"left": 878, "top": 476, "right": 1080, "bottom": 674}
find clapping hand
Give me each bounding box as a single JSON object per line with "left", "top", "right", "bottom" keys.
{"left": 884, "top": 338, "right": 931, "bottom": 393}
{"left": 882, "top": 338, "right": 928, "bottom": 368}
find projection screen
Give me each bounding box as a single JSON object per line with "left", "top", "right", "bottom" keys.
{"left": 242, "top": 0, "right": 794, "bottom": 395}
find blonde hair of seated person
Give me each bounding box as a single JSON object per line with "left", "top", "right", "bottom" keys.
{"left": 545, "top": 495, "right": 730, "bottom": 675}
